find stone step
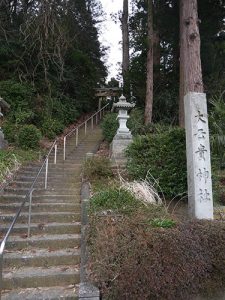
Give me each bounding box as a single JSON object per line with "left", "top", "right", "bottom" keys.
{"left": 14, "top": 175, "right": 81, "bottom": 182}
{"left": 15, "top": 168, "right": 81, "bottom": 178}
{"left": 6, "top": 234, "right": 80, "bottom": 251}
{"left": 0, "top": 212, "right": 81, "bottom": 224}
{"left": 0, "top": 126, "right": 103, "bottom": 297}
{"left": 4, "top": 248, "right": 80, "bottom": 268}
{"left": 7, "top": 181, "right": 81, "bottom": 189}
{"left": 18, "top": 167, "right": 81, "bottom": 174}
{"left": 0, "top": 222, "right": 81, "bottom": 235}
{"left": 0, "top": 194, "right": 80, "bottom": 203}
{"left": 3, "top": 265, "right": 80, "bottom": 290}
{"left": 2, "top": 188, "right": 80, "bottom": 196}
{"left": 0, "top": 202, "right": 80, "bottom": 214}
{"left": 2, "top": 285, "right": 78, "bottom": 300}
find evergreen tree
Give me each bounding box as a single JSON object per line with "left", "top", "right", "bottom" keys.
{"left": 0, "top": 0, "right": 106, "bottom": 139}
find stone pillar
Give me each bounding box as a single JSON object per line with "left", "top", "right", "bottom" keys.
{"left": 184, "top": 92, "right": 213, "bottom": 219}
{"left": 98, "top": 97, "right": 102, "bottom": 110}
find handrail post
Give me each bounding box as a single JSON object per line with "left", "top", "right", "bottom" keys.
{"left": 54, "top": 144, "right": 57, "bottom": 164}
{"left": 45, "top": 158, "right": 49, "bottom": 189}
{"left": 85, "top": 121, "right": 87, "bottom": 135}
{"left": 63, "top": 137, "right": 66, "bottom": 160}
{"left": 0, "top": 251, "right": 3, "bottom": 300}
{"left": 27, "top": 189, "right": 34, "bottom": 238}
{"left": 100, "top": 109, "right": 102, "bottom": 119}
{"left": 91, "top": 116, "right": 94, "bottom": 129}
{"left": 96, "top": 113, "right": 98, "bottom": 125}
{"left": 76, "top": 128, "right": 78, "bottom": 147}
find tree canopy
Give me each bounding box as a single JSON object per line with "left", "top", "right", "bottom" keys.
{"left": 0, "top": 0, "right": 107, "bottom": 140}
{"left": 128, "top": 0, "right": 225, "bottom": 124}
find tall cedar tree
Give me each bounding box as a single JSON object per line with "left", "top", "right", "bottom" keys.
{"left": 144, "top": 0, "right": 154, "bottom": 125}
{"left": 122, "top": 0, "right": 130, "bottom": 96}
{"left": 179, "top": 0, "right": 203, "bottom": 127}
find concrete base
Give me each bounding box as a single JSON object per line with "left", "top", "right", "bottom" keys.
{"left": 111, "top": 133, "right": 132, "bottom": 163}
{"left": 79, "top": 282, "right": 100, "bottom": 300}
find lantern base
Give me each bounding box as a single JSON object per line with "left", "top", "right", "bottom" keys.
{"left": 0, "top": 129, "right": 8, "bottom": 149}
{"left": 111, "top": 133, "right": 133, "bottom": 163}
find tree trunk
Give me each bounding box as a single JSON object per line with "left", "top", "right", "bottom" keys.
{"left": 179, "top": 0, "right": 203, "bottom": 127}
{"left": 153, "top": 29, "right": 160, "bottom": 82}
{"left": 144, "top": 0, "right": 154, "bottom": 125}
{"left": 122, "top": 0, "right": 129, "bottom": 95}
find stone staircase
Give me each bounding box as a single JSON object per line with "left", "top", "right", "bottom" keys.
{"left": 0, "top": 127, "right": 102, "bottom": 299}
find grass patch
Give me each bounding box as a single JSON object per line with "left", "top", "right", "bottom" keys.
{"left": 150, "top": 217, "right": 176, "bottom": 228}
{"left": 0, "top": 148, "right": 40, "bottom": 185}
{"left": 90, "top": 187, "right": 147, "bottom": 215}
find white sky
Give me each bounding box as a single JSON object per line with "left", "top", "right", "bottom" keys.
{"left": 99, "top": 0, "right": 123, "bottom": 81}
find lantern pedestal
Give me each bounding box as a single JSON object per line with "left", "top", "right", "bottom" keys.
{"left": 0, "top": 129, "right": 8, "bottom": 149}
{"left": 111, "top": 133, "right": 133, "bottom": 162}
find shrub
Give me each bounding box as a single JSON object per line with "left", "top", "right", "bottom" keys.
{"left": 88, "top": 217, "right": 225, "bottom": 300}
{"left": 18, "top": 125, "right": 41, "bottom": 149}
{"left": 52, "top": 96, "right": 80, "bottom": 126}
{"left": 126, "top": 127, "right": 187, "bottom": 199}
{"left": 208, "top": 94, "right": 225, "bottom": 168}
{"left": 2, "top": 121, "right": 18, "bottom": 143}
{"left": 127, "top": 108, "right": 144, "bottom": 135}
{"left": 101, "top": 113, "right": 118, "bottom": 143}
{"left": 83, "top": 156, "right": 113, "bottom": 180}
{"left": 41, "top": 118, "right": 64, "bottom": 139}
{"left": 127, "top": 109, "right": 171, "bottom": 136}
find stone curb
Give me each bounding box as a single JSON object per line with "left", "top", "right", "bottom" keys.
{"left": 79, "top": 181, "right": 100, "bottom": 300}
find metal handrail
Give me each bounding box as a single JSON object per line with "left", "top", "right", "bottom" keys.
{"left": 63, "top": 103, "right": 109, "bottom": 160}
{"left": 65, "top": 103, "right": 108, "bottom": 139}
{"left": 0, "top": 139, "right": 57, "bottom": 298}
{"left": 0, "top": 103, "right": 109, "bottom": 297}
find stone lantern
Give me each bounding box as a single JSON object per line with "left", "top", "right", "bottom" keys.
{"left": 0, "top": 96, "right": 10, "bottom": 149}
{"left": 111, "top": 95, "right": 135, "bottom": 163}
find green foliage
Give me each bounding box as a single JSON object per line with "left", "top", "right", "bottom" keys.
{"left": 126, "top": 127, "right": 187, "bottom": 198}
{"left": 101, "top": 113, "right": 118, "bottom": 143}
{"left": 18, "top": 125, "right": 41, "bottom": 149}
{"left": 0, "top": 80, "right": 35, "bottom": 105}
{"left": 90, "top": 187, "right": 144, "bottom": 214}
{"left": 2, "top": 121, "right": 18, "bottom": 143}
{"left": 0, "top": 0, "right": 106, "bottom": 143}
{"left": 51, "top": 96, "right": 80, "bottom": 126}
{"left": 14, "top": 109, "right": 34, "bottom": 125}
{"left": 150, "top": 218, "right": 176, "bottom": 228}
{"left": 83, "top": 156, "right": 113, "bottom": 180}
{"left": 41, "top": 118, "right": 64, "bottom": 139}
{"left": 127, "top": 108, "right": 144, "bottom": 135}
{"left": 209, "top": 93, "right": 225, "bottom": 168}
{"left": 0, "top": 81, "right": 35, "bottom": 124}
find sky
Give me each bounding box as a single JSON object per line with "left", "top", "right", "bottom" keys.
{"left": 99, "top": 0, "right": 123, "bottom": 81}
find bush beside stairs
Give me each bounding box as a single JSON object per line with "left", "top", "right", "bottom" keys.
{"left": 0, "top": 126, "right": 103, "bottom": 299}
